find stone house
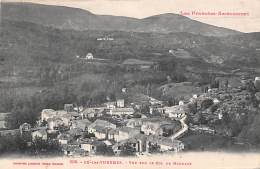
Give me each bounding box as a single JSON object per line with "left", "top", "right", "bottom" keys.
{"left": 109, "top": 127, "right": 140, "bottom": 142}
{"left": 141, "top": 118, "right": 180, "bottom": 137}
{"left": 31, "top": 129, "right": 48, "bottom": 141}
{"left": 57, "top": 133, "right": 72, "bottom": 145}
{"left": 126, "top": 118, "right": 143, "bottom": 129}
{"left": 147, "top": 135, "right": 184, "bottom": 152}
{"left": 116, "top": 99, "right": 125, "bottom": 108}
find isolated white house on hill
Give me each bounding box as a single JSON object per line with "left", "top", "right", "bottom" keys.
{"left": 86, "top": 53, "right": 94, "bottom": 60}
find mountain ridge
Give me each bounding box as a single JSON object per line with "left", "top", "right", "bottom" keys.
{"left": 2, "top": 2, "right": 241, "bottom": 37}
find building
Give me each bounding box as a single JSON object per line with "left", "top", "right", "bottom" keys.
{"left": 109, "top": 107, "right": 135, "bottom": 116}
{"left": 93, "top": 126, "right": 108, "bottom": 140}
{"left": 104, "top": 102, "right": 116, "bottom": 109}
{"left": 147, "top": 135, "right": 184, "bottom": 152}
{"left": 0, "top": 112, "right": 10, "bottom": 129}
{"left": 114, "top": 127, "right": 140, "bottom": 142}
{"left": 158, "top": 105, "right": 186, "bottom": 119}
{"left": 64, "top": 104, "right": 74, "bottom": 112}
{"left": 189, "top": 125, "right": 216, "bottom": 135}
{"left": 255, "top": 77, "right": 260, "bottom": 90}
{"left": 47, "top": 117, "right": 64, "bottom": 130}
{"left": 58, "top": 133, "right": 72, "bottom": 145}
{"left": 112, "top": 134, "right": 148, "bottom": 155}
{"left": 59, "top": 114, "right": 74, "bottom": 126}
{"left": 79, "top": 138, "right": 97, "bottom": 153}
{"left": 126, "top": 118, "right": 143, "bottom": 129}
{"left": 19, "top": 123, "right": 31, "bottom": 135}
{"left": 149, "top": 97, "right": 163, "bottom": 106}
{"left": 86, "top": 53, "right": 94, "bottom": 60}
{"left": 79, "top": 138, "right": 106, "bottom": 155}
{"left": 108, "top": 127, "right": 140, "bottom": 142}
{"left": 71, "top": 119, "right": 92, "bottom": 131}
{"left": 41, "top": 109, "right": 68, "bottom": 122}
{"left": 31, "top": 129, "right": 48, "bottom": 141}
{"left": 213, "top": 98, "right": 220, "bottom": 104}
{"left": 141, "top": 118, "right": 180, "bottom": 137}
{"left": 88, "top": 119, "right": 116, "bottom": 134}
{"left": 116, "top": 99, "right": 125, "bottom": 108}
{"left": 81, "top": 107, "right": 106, "bottom": 118}
{"left": 63, "top": 142, "right": 84, "bottom": 156}
{"left": 41, "top": 109, "right": 79, "bottom": 126}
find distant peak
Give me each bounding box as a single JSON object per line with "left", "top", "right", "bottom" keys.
{"left": 143, "top": 13, "right": 189, "bottom": 20}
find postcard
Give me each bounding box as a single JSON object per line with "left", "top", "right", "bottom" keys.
{"left": 0, "top": 0, "right": 260, "bottom": 169}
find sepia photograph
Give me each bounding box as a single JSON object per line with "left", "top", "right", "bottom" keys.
{"left": 0, "top": 0, "right": 260, "bottom": 168}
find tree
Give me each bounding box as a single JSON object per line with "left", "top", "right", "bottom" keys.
{"left": 30, "top": 137, "right": 62, "bottom": 155}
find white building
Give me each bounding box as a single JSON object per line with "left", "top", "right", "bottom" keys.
{"left": 163, "top": 105, "right": 185, "bottom": 118}
{"left": 109, "top": 107, "right": 135, "bottom": 116}
{"left": 105, "top": 102, "right": 116, "bottom": 109}
{"left": 86, "top": 53, "right": 94, "bottom": 60}
{"left": 213, "top": 98, "right": 220, "bottom": 104}
{"left": 116, "top": 99, "right": 125, "bottom": 108}
{"left": 31, "top": 129, "right": 48, "bottom": 141}
{"left": 114, "top": 127, "right": 140, "bottom": 142}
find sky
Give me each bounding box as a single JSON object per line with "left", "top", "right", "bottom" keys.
{"left": 2, "top": 0, "right": 260, "bottom": 32}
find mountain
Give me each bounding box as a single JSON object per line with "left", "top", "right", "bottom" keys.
{"left": 1, "top": 2, "right": 240, "bottom": 37}
{"left": 1, "top": 18, "right": 259, "bottom": 71}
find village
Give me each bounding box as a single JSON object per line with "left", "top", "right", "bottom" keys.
{"left": 1, "top": 72, "right": 259, "bottom": 157}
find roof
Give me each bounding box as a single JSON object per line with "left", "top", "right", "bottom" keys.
{"left": 58, "top": 133, "right": 71, "bottom": 140}
{"left": 32, "top": 129, "right": 47, "bottom": 136}
{"left": 127, "top": 118, "right": 143, "bottom": 123}
{"left": 94, "top": 125, "right": 107, "bottom": 133}
{"left": 118, "top": 127, "right": 139, "bottom": 134}
{"left": 79, "top": 138, "right": 105, "bottom": 147}
{"left": 103, "top": 140, "right": 112, "bottom": 146}
{"left": 164, "top": 105, "right": 186, "bottom": 114}
{"left": 82, "top": 107, "right": 105, "bottom": 115}
{"left": 69, "top": 128, "right": 83, "bottom": 135}
{"left": 73, "top": 119, "right": 92, "bottom": 126}
{"left": 89, "top": 119, "right": 116, "bottom": 129}
{"left": 41, "top": 109, "right": 56, "bottom": 114}
{"left": 104, "top": 102, "right": 116, "bottom": 105}
{"left": 142, "top": 117, "right": 172, "bottom": 124}
{"left": 122, "top": 59, "right": 154, "bottom": 65}
{"left": 47, "top": 117, "right": 63, "bottom": 122}
{"left": 129, "top": 134, "right": 147, "bottom": 142}
{"left": 108, "top": 129, "right": 119, "bottom": 135}
{"left": 112, "top": 107, "right": 134, "bottom": 112}
{"left": 79, "top": 138, "right": 96, "bottom": 144}
{"left": 69, "top": 111, "right": 80, "bottom": 117}
{"left": 42, "top": 109, "right": 70, "bottom": 118}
